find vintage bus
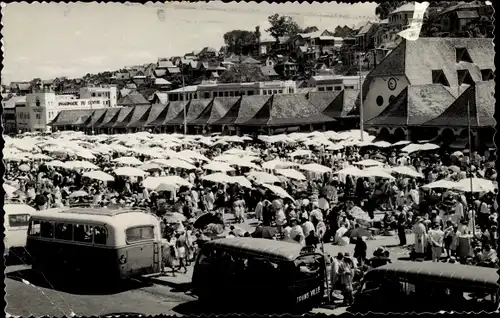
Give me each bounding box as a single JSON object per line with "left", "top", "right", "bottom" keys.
{"left": 192, "top": 237, "right": 325, "bottom": 313}
{"left": 4, "top": 201, "right": 36, "bottom": 260}
{"left": 350, "top": 262, "right": 499, "bottom": 313}
{"left": 26, "top": 207, "right": 163, "bottom": 280}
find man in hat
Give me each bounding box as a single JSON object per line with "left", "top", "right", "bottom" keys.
{"left": 413, "top": 217, "right": 427, "bottom": 259}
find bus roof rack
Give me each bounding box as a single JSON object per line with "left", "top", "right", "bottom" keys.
{"left": 60, "top": 207, "right": 148, "bottom": 217}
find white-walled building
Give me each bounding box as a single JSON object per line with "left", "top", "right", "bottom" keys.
{"left": 16, "top": 89, "right": 108, "bottom": 133}
{"left": 166, "top": 80, "right": 297, "bottom": 101}
{"left": 79, "top": 85, "right": 118, "bottom": 107}
{"left": 307, "top": 75, "right": 365, "bottom": 91}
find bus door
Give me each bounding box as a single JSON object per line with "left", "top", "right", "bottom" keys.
{"left": 125, "top": 226, "right": 156, "bottom": 275}
{"left": 292, "top": 253, "right": 325, "bottom": 307}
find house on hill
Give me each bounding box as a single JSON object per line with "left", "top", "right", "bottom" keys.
{"left": 118, "top": 92, "right": 150, "bottom": 107}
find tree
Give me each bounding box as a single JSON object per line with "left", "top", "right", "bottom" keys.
{"left": 266, "top": 14, "right": 301, "bottom": 40}
{"left": 223, "top": 30, "right": 257, "bottom": 55}
{"left": 375, "top": 2, "right": 407, "bottom": 20}
{"left": 218, "top": 64, "right": 269, "bottom": 83}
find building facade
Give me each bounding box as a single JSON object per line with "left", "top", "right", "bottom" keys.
{"left": 79, "top": 85, "right": 118, "bottom": 107}
{"left": 166, "top": 80, "right": 297, "bottom": 101}
{"left": 307, "top": 75, "right": 365, "bottom": 91}
{"left": 15, "top": 90, "right": 108, "bottom": 133}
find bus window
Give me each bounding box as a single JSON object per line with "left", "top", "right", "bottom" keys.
{"left": 295, "top": 254, "right": 322, "bottom": 278}
{"left": 40, "top": 221, "right": 54, "bottom": 238}
{"left": 74, "top": 224, "right": 93, "bottom": 243}
{"left": 94, "top": 226, "right": 108, "bottom": 245}
{"left": 29, "top": 220, "right": 41, "bottom": 236}
{"left": 55, "top": 223, "right": 73, "bottom": 241}
{"left": 126, "top": 226, "right": 154, "bottom": 243}
{"left": 9, "top": 214, "right": 30, "bottom": 227}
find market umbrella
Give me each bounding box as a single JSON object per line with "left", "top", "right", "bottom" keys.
{"left": 139, "top": 163, "right": 163, "bottom": 172}
{"left": 451, "top": 151, "right": 464, "bottom": 158}
{"left": 229, "top": 176, "right": 253, "bottom": 188}
{"left": 354, "top": 159, "right": 384, "bottom": 167}
{"left": 334, "top": 166, "right": 367, "bottom": 177}
{"left": 69, "top": 190, "right": 89, "bottom": 199}
{"left": 202, "top": 172, "right": 232, "bottom": 184}
{"left": 391, "top": 140, "right": 411, "bottom": 147}
{"left": 288, "top": 149, "right": 312, "bottom": 157}
{"left": 247, "top": 171, "right": 280, "bottom": 184}
{"left": 262, "top": 159, "right": 298, "bottom": 170}
{"left": 18, "top": 164, "right": 30, "bottom": 172}
{"left": 203, "top": 161, "right": 235, "bottom": 172}
{"left": 163, "top": 212, "right": 186, "bottom": 224}
{"left": 114, "top": 167, "right": 147, "bottom": 177}
{"left": 83, "top": 170, "right": 114, "bottom": 182}
{"left": 300, "top": 163, "right": 331, "bottom": 174}
{"left": 30, "top": 153, "right": 53, "bottom": 160}
{"left": 421, "top": 179, "right": 458, "bottom": 190}
{"left": 419, "top": 143, "right": 440, "bottom": 151}
{"left": 227, "top": 159, "right": 262, "bottom": 170}
{"left": 453, "top": 178, "right": 496, "bottom": 193}
{"left": 113, "top": 156, "right": 143, "bottom": 166}
{"left": 362, "top": 167, "right": 395, "bottom": 180}
{"left": 3, "top": 183, "right": 18, "bottom": 197}
{"left": 45, "top": 160, "right": 69, "bottom": 169}
{"left": 275, "top": 168, "right": 306, "bottom": 181}
{"left": 261, "top": 184, "right": 295, "bottom": 202}
{"left": 66, "top": 160, "right": 100, "bottom": 170}
{"left": 389, "top": 166, "right": 424, "bottom": 178}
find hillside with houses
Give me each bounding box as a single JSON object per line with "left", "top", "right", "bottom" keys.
{"left": 2, "top": 1, "right": 493, "bottom": 107}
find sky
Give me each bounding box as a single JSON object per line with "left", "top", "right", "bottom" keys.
{"left": 2, "top": 1, "right": 378, "bottom": 83}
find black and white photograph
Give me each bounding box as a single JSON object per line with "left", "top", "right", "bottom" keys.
{"left": 2, "top": 1, "right": 497, "bottom": 316}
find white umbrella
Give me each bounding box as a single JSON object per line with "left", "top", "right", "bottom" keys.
{"left": 227, "top": 159, "right": 262, "bottom": 170}
{"left": 230, "top": 176, "right": 253, "bottom": 188}
{"left": 275, "top": 169, "right": 307, "bottom": 181}
{"left": 69, "top": 190, "right": 89, "bottom": 198}
{"left": 422, "top": 179, "right": 458, "bottom": 189}
{"left": 4, "top": 152, "right": 28, "bottom": 162}
{"left": 156, "top": 183, "right": 177, "bottom": 192}
{"left": 162, "top": 158, "right": 196, "bottom": 170}
{"left": 4, "top": 184, "right": 18, "bottom": 197}
{"left": 391, "top": 140, "right": 411, "bottom": 147}
{"left": 334, "top": 166, "right": 367, "bottom": 177}
{"left": 372, "top": 141, "right": 392, "bottom": 148}
{"left": 66, "top": 160, "right": 100, "bottom": 170}
{"left": 177, "top": 149, "right": 209, "bottom": 162}
{"left": 354, "top": 159, "right": 384, "bottom": 167}
{"left": 202, "top": 172, "right": 232, "bottom": 184}
{"left": 247, "top": 171, "right": 280, "bottom": 184}
{"left": 29, "top": 153, "right": 53, "bottom": 160}
{"left": 419, "top": 143, "right": 440, "bottom": 151}
{"left": 46, "top": 160, "right": 70, "bottom": 169}
{"left": 300, "top": 163, "right": 331, "bottom": 174}
{"left": 162, "top": 175, "right": 192, "bottom": 187}
{"left": 453, "top": 178, "right": 496, "bottom": 193}
{"left": 203, "top": 161, "right": 235, "bottom": 172}
{"left": 212, "top": 154, "right": 240, "bottom": 162}
{"left": 140, "top": 163, "right": 163, "bottom": 171}
{"left": 288, "top": 149, "right": 312, "bottom": 157}
{"left": 389, "top": 166, "right": 424, "bottom": 178}
{"left": 401, "top": 143, "right": 422, "bottom": 153}
{"left": 261, "top": 184, "right": 295, "bottom": 202}
{"left": 83, "top": 170, "right": 114, "bottom": 182}
{"left": 261, "top": 159, "right": 298, "bottom": 170}
{"left": 362, "top": 167, "right": 395, "bottom": 180}
{"left": 113, "top": 156, "right": 143, "bottom": 166}
{"left": 114, "top": 167, "right": 147, "bottom": 177}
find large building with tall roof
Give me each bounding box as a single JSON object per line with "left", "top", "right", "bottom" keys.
{"left": 362, "top": 37, "right": 494, "bottom": 123}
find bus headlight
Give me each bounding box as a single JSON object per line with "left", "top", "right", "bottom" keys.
{"left": 119, "top": 255, "right": 127, "bottom": 264}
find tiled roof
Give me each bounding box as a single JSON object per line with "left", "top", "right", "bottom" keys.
{"left": 158, "top": 101, "right": 189, "bottom": 125}
{"left": 260, "top": 66, "right": 279, "bottom": 77}
{"left": 391, "top": 3, "right": 415, "bottom": 14}
{"left": 241, "top": 56, "right": 261, "bottom": 65}
{"left": 357, "top": 22, "right": 373, "bottom": 35}
{"left": 190, "top": 97, "right": 238, "bottom": 125}
{"left": 165, "top": 99, "right": 211, "bottom": 125}
{"left": 17, "top": 83, "right": 31, "bottom": 91}
{"left": 143, "top": 104, "right": 168, "bottom": 126}
{"left": 98, "top": 108, "right": 128, "bottom": 129}
{"left": 158, "top": 61, "right": 176, "bottom": 69}
{"left": 307, "top": 91, "right": 342, "bottom": 112}
{"left": 121, "top": 105, "right": 152, "bottom": 128}
{"left": 152, "top": 92, "right": 169, "bottom": 103}
{"left": 322, "top": 89, "right": 360, "bottom": 118}
{"left": 145, "top": 102, "right": 171, "bottom": 127}
{"left": 167, "top": 67, "right": 180, "bottom": 74}
{"left": 50, "top": 109, "right": 93, "bottom": 127}
{"left": 212, "top": 95, "right": 268, "bottom": 126}
{"left": 365, "top": 84, "right": 456, "bottom": 127}
{"left": 83, "top": 108, "right": 107, "bottom": 128}
{"left": 2, "top": 96, "right": 26, "bottom": 108}
{"left": 363, "top": 37, "right": 494, "bottom": 101}
{"left": 94, "top": 108, "right": 121, "bottom": 128}
{"left": 422, "top": 81, "right": 495, "bottom": 128}
{"left": 120, "top": 88, "right": 132, "bottom": 98}
{"left": 154, "top": 69, "right": 167, "bottom": 77}
{"left": 118, "top": 93, "right": 150, "bottom": 106}
{"left": 155, "top": 78, "right": 172, "bottom": 86}
{"left": 242, "top": 94, "right": 335, "bottom": 127}
{"left": 110, "top": 107, "right": 135, "bottom": 128}
{"left": 125, "top": 83, "right": 137, "bottom": 89}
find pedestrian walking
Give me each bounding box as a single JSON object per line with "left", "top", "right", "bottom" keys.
{"left": 428, "top": 222, "right": 444, "bottom": 262}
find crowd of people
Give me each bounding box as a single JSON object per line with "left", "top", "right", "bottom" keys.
{"left": 4, "top": 131, "right": 499, "bottom": 300}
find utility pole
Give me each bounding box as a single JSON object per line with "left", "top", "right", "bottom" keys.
{"left": 466, "top": 99, "right": 475, "bottom": 238}
{"left": 182, "top": 67, "right": 187, "bottom": 135}
{"left": 359, "top": 52, "right": 364, "bottom": 141}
